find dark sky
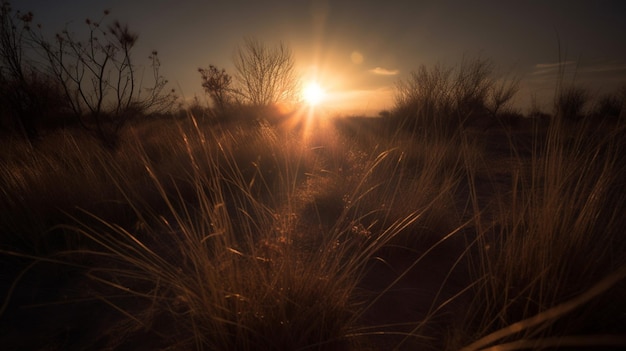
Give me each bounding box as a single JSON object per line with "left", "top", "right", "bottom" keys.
{"left": 16, "top": 0, "right": 626, "bottom": 115}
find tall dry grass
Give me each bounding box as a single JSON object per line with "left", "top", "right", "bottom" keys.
{"left": 448, "top": 115, "right": 626, "bottom": 350}
{"left": 2, "top": 112, "right": 471, "bottom": 349}
{"left": 2, "top": 82, "right": 625, "bottom": 350}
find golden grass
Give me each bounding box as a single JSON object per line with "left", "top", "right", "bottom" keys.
{"left": 1, "top": 110, "right": 625, "bottom": 350}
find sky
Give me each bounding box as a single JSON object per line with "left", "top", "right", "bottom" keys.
{"left": 14, "top": 0, "right": 626, "bottom": 115}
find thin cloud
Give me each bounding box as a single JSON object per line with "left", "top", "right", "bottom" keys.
{"left": 532, "top": 61, "right": 576, "bottom": 75}
{"left": 532, "top": 60, "right": 626, "bottom": 76}
{"left": 369, "top": 67, "right": 399, "bottom": 76}
{"left": 534, "top": 61, "right": 576, "bottom": 69}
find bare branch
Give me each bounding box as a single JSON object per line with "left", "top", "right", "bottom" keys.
{"left": 232, "top": 37, "right": 298, "bottom": 107}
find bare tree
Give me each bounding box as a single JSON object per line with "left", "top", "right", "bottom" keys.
{"left": 198, "top": 64, "right": 232, "bottom": 111}
{"left": 30, "top": 10, "right": 176, "bottom": 145}
{"left": 0, "top": 1, "right": 38, "bottom": 138}
{"left": 0, "top": 2, "right": 177, "bottom": 144}
{"left": 0, "top": 1, "right": 28, "bottom": 81}
{"left": 485, "top": 74, "right": 520, "bottom": 117}
{"left": 232, "top": 37, "right": 298, "bottom": 107}
{"left": 138, "top": 50, "right": 177, "bottom": 114}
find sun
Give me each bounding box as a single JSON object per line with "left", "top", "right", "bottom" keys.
{"left": 302, "top": 82, "right": 326, "bottom": 107}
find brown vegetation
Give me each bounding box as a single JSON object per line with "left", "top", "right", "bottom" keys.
{"left": 1, "top": 2, "right": 626, "bottom": 349}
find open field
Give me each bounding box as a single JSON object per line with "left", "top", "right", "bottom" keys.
{"left": 2, "top": 1, "right": 626, "bottom": 348}
{"left": 1, "top": 109, "right": 625, "bottom": 350}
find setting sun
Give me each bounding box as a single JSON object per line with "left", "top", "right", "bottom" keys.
{"left": 302, "top": 82, "right": 326, "bottom": 106}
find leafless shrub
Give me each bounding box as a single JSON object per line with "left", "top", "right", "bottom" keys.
{"left": 34, "top": 15, "right": 176, "bottom": 145}
{"left": 393, "top": 57, "right": 517, "bottom": 136}
{"left": 232, "top": 37, "right": 299, "bottom": 107}
{"left": 451, "top": 56, "right": 494, "bottom": 115}
{"left": 485, "top": 74, "right": 520, "bottom": 117}
{"left": 0, "top": 1, "right": 177, "bottom": 146}
{"left": 556, "top": 86, "right": 589, "bottom": 121}
{"left": 395, "top": 64, "right": 453, "bottom": 116}
{"left": 198, "top": 64, "right": 233, "bottom": 112}
{"left": 592, "top": 87, "right": 625, "bottom": 120}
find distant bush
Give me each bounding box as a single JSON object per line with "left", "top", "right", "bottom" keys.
{"left": 392, "top": 57, "right": 518, "bottom": 136}
{"left": 591, "top": 87, "right": 625, "bottom": 120}
{"left": 198, "top": 65, "right": 234, "bottom": 114}
{"left": 555, "top": 86, "right": 589, "bottom": 121}
{"left": 0, "top": 67, "right": 72, "bottom": 139}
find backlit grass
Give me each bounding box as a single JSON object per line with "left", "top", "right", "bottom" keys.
{"left": 1, "top": 102, "right": 625, "bottom": 350}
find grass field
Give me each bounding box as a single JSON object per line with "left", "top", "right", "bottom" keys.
{"left": 1, "top": 106, "right": 626, "bottom": 350}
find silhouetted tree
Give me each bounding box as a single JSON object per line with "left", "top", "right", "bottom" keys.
{"left": 232, "top": 37, "right": 298, "bottom": 107}
{"left": 0, "top": 6, "right": 176, "bottom": 144}
{"left": 24, "top": 9, "right": 176, "bottom": 146}
{"left": 1, "top": 1, "right": 178, "bottom": 144}
{"left": 198, "top": 65, "right": 233, "bottom": 112}
{"left": 0, "top": 1, "right": 40, "bottom": 139}
{"left": 485, "top": 74, "right": 520, "bottom": 117}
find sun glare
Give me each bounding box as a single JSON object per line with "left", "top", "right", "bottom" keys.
{"left": 303, "top": 82, "right": 326, "bottom": 107}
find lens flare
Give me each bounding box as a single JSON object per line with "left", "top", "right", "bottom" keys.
{"left": 303, "top": 82, "right": 326, "bottom": 106}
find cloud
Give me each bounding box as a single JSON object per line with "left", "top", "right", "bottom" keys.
{"left": 532, "top": 61, "right": 576, "bottom": 75}
{"left": 534, "top": 61, "right": 576, "bottom": 69}
{"left": 369, "top": 67, "right": 399, "bottom": 76}
{"left": 532, "top": 60, "right": 626, "bottom": 76}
